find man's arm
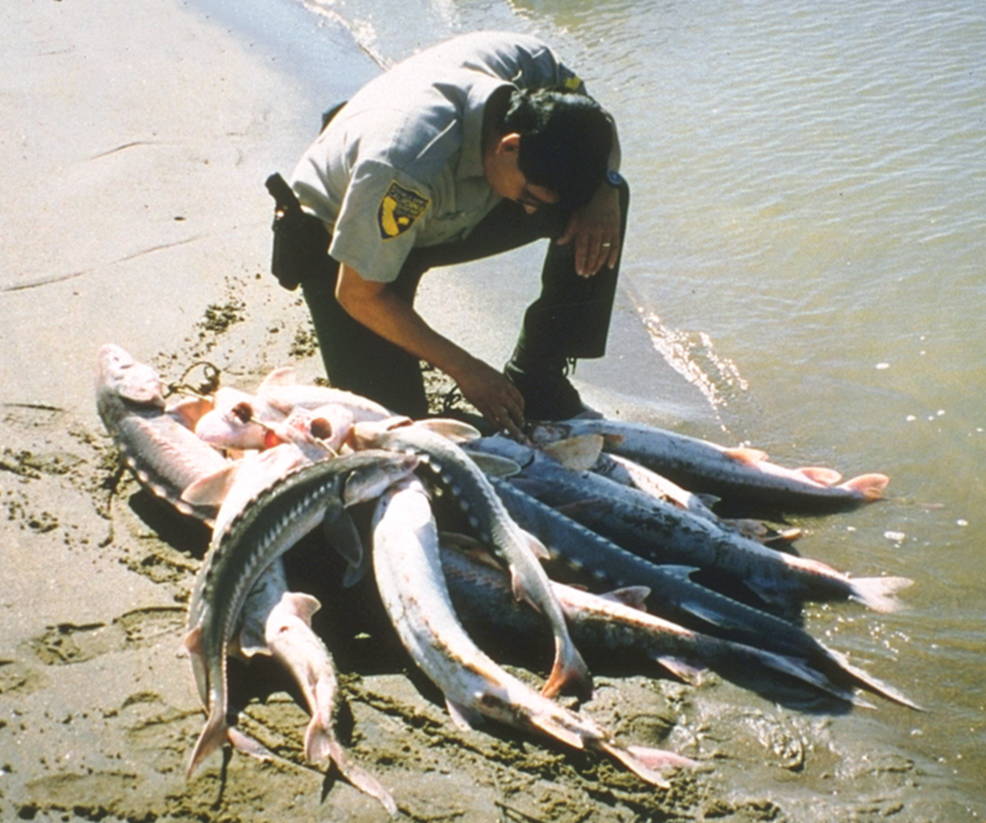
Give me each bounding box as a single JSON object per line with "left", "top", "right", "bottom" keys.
{"left": 554, "top": 114, "right": 624, "bottom": 277}
{"left": 335, "top": 263, "right": 526, "bottom": 435}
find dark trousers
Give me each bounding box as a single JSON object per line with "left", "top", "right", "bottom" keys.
{"left": 300, "top": 181, "right": 629, "bottom": 418}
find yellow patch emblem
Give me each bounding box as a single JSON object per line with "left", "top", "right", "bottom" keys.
{"left": 378, "top": 181, "right": 429, "bottom": 239}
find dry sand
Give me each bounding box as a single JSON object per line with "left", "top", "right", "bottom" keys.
{"left": 0, "top": 1, "right": 922, "bottom": 821}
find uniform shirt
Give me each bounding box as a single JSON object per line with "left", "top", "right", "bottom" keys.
{"left": 289, "top": 31, "right": 585, "bottom": 283}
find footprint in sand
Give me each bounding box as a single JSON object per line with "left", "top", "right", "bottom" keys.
{"left": 30, "top": 606, "right": 186, "bottom": 665}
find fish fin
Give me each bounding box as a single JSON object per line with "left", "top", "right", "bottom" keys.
{"left": 342, "top": 556, "right": 370, "bottom": 588}
{"left": 840, "top": 472, "right": 890, "bottom": 501}
{"left": 258, "top": 366, "right": 297, "bottom": 390}
{"left": 600, "top": 585, "right": 651, "bottom": 610}
{"left": 652, "top": 654, "right": 705, "bottom": 685}
{"left": 413, "top": 418, "right": 482, "bottom": 442}
{"left": 322, "top": 510, "right": 364, "bottom": 569}
{"left": 528, "top": 713, "right": 585, "bottom": 750}
{"left": 227, "top": 725, "right": 277, "bottom": 762}
{"left": 541, "top": 434, "right": 604, "bottom": 471}
{"left": 281, "top": 591, "right": 322, "bottom": 624}
{"left": 464, "top": 451, "right": 522, "bottom": 477}
{"left": 798, "top": 466, "right": 842, "bottom": 485}
{"left": 180, "top": 464, "right": 240, "bottom": 506}
{"left": 751, "top": 648, "right": 860, "bottom": 704}
{"left": 327, "top": 739, "right": 398, "bottom": 817}
{"left": 445, "top": 698, "right": 484, "bottom": 731}
{"left": 166, "top": 396, "right": 214, "bottom": 429}
{"left": 697, "top": 492, "right": 721, "bottom": 508}
{"left": 186, "top": 704, "right": 229, "bottom": 778}
{"left": 303, "top": 674, "right": 337, "bottom": 764}
{"left": 182, "top": 626, "right": 209, "bottom": 705}
{"left": 237, "top": 623, "right": 271, "bottom": 659}
{"left": 848, "top": 576, "right": 913, "bottom": 613}
{"left": 825, "top": 648, "right": 924, "bottom": 710}
{"left": 523, "top": 530, "right": 551, "bottom": 561}
{"left": 723, "top": 446, "right": 769, "bottom": 465}
{"left": 541, "top": 640, "right": 593, "bottom": 701}
{"left": 600, "top": 742, "right": 697, "bottom": 787}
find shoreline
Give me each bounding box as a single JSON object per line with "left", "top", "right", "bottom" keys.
{"left": 1, "top": 1, "right": 707, "bottom": 820}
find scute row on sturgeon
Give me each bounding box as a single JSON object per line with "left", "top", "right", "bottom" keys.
{"left": 439, "top": 541, "right": 860, "bottom": 705}
{"left": 484, "top": 478, "right": 919, "bottom": 709}
{"left": 531, "top": 419, "right": 890, "bottom": 514}
{"left": 470, "top": 435, "right": 911, "bottom": 614}
{"left": 371, "top": 477, "right": 696, "bottom": 787}
{"left": 352, "top": 419, "right": 591, "bottom": 700}
{"left": 183, "top": 450, "right": 420, "bottom": 777}
{"left": 95, "top": 343, "right": 229, "bottom": 524}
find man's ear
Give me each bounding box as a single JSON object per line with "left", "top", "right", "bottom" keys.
{"left": 498, "top": 132, "right": 522, "bottom": 153}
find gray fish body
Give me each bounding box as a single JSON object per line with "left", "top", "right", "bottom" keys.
{"left": 531, "top": 420, "right": 889, "bottom": 514}
{"left": 439, "top": 545, "right": 854, "bottom": 702}
{"left": 591, "top": 451, "right": 719, "bottom": 522}
{"left": 356, "top": 422, "right": 590, "bottom": 698}
{"left": 184, "top": 449, "right": 419, "bottom": 776}
{"left": 95, "top": 343, "right": 228, "bottom": 523}
{"left": 371, "top": 478, "right": 692, "bottom": 786}
{"left": 487, "top": 480, "right": 917, "bottom": 708}
{"left": 472, "top": 436, "right": 907, "bottom": 613}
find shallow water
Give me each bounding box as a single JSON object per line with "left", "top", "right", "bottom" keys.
{"left": 252, "top": 0, "right": 986, "bottom": 816}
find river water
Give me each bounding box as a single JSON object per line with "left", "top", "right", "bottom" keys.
{"left": 238, "top": 0, "right": 985, "bottom": 817}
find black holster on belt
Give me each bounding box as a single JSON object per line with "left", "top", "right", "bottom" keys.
{"left": 265, "top": 172, "right": 329, "bottom": 291}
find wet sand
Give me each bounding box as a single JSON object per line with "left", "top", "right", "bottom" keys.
{"left": 1, "top": 1, "right": 933, "bottom": 820}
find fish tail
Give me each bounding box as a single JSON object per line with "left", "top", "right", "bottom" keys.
{"left": 841, "top": 472, "right": 890, "bottom": 501}
{"left": 597, "top": 741, "right": 697, "bottom": 788}
{"left": 540, "top": 636, "right": 592, "bottom": 700}
{"left": 328, "top": 740, "right": 398, "bottom": 817}
{"left": 827, "top": 648, "right": 923, "bottom": 710}
{"left": 849, "top": 575, "right": 913, "bottom": 613}
{"left": 186, "top": 704, "right": 229, "bottom": 778}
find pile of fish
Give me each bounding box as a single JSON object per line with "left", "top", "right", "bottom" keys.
{"left": 95, "top": 343, "right": 917, "bottom": 814}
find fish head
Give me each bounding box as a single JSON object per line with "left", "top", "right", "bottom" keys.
{"left": 341, "top": 450, "right": 421, "bottom": 507}
{"left": 194, "top": 387, "right": 271, "bottom": 449}
{"left": 96, "top": 344, "right": 166, "bottom": 407}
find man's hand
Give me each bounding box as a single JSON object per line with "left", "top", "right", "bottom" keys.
{"left": 452, "top": 358, "right": 526, "bottom": 439}
{"left": 555, "top": 183, "right": 621, "bottom": 277}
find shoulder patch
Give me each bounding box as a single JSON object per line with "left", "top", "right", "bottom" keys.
{"left": 378, "top": 180, "right": 429, "bottom": 239}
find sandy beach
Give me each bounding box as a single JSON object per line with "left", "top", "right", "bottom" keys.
{"left": 1, "top": 1, "right": 938, "bottom": 821}
{"left": 1, "top": 1, "right": 701, "bottom": 819}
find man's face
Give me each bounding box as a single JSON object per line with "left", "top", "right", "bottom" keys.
{"left": 484, "top": 133, "right": 560, "bottom": 214}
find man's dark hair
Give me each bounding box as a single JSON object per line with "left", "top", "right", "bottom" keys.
{"left": 503, "top": 87, "right": 613, "bottom": 210}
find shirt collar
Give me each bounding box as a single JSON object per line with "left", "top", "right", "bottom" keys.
{"left": 457, "top": 75, "right": 512, "bottom": 180}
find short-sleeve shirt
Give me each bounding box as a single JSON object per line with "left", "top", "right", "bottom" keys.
{"left": 288, "top": 31, "right": 584, "bottom": 283}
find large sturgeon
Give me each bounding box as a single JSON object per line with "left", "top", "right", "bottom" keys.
{"left": 439, "top": 541, "right": 859, "bottom": 704}
{"left": 353, "top": 419, "right": 591, "bottom": 699}
{"left": 484, "top": 477, "right": 918, "bottom": 709}
{"left": 183, "top": 450, "right": 419, "bottom": 777}
{"left": 371, "top": 477, "right": 696, "bottom": 787}
{"left": 95, "top": 343, "right": 228, "bottom": 523}
{"left": 470, "top": 436, "right": 911, "bottom": 614}
{"left": 236, "top": 558, "right": 397, "bottom": 815}
{"left": 531, "top": 419, "right": 890, "bottom": 514}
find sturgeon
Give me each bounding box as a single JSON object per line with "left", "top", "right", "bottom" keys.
{"left": 95, "top": 343, "right": 228, "bottom": 524}
{"left": 257, "top": 366, "right": 394, "bottom": 421}
{"left": 484, "top": 477, "right": 918, "bottom": 709}
{"left": 183, "top": 450, "right": 420, "bottom": 776}
{"left": 371, "top": 477, "right": 696, "bottom": 787}
{"left": 531, "top": 419, "right": 890, "bottom": 514}
{"left": 470, "top": 436, "right": 911, "bottom": 614}
{"left": 236, "top": 558, "right": 397, "bottom": 815}
{"left": 439, "top": 542, "right": 859, "bottom": 704}
{"left": 353, "top": 419, "right": 591, "bottom": 699}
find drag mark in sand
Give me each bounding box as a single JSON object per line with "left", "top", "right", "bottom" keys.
{"left": 3, "top": 235, "right": 204, "bottom": 293}
{"left": 30, "top": 607, "right": 186, "bottom": 666}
